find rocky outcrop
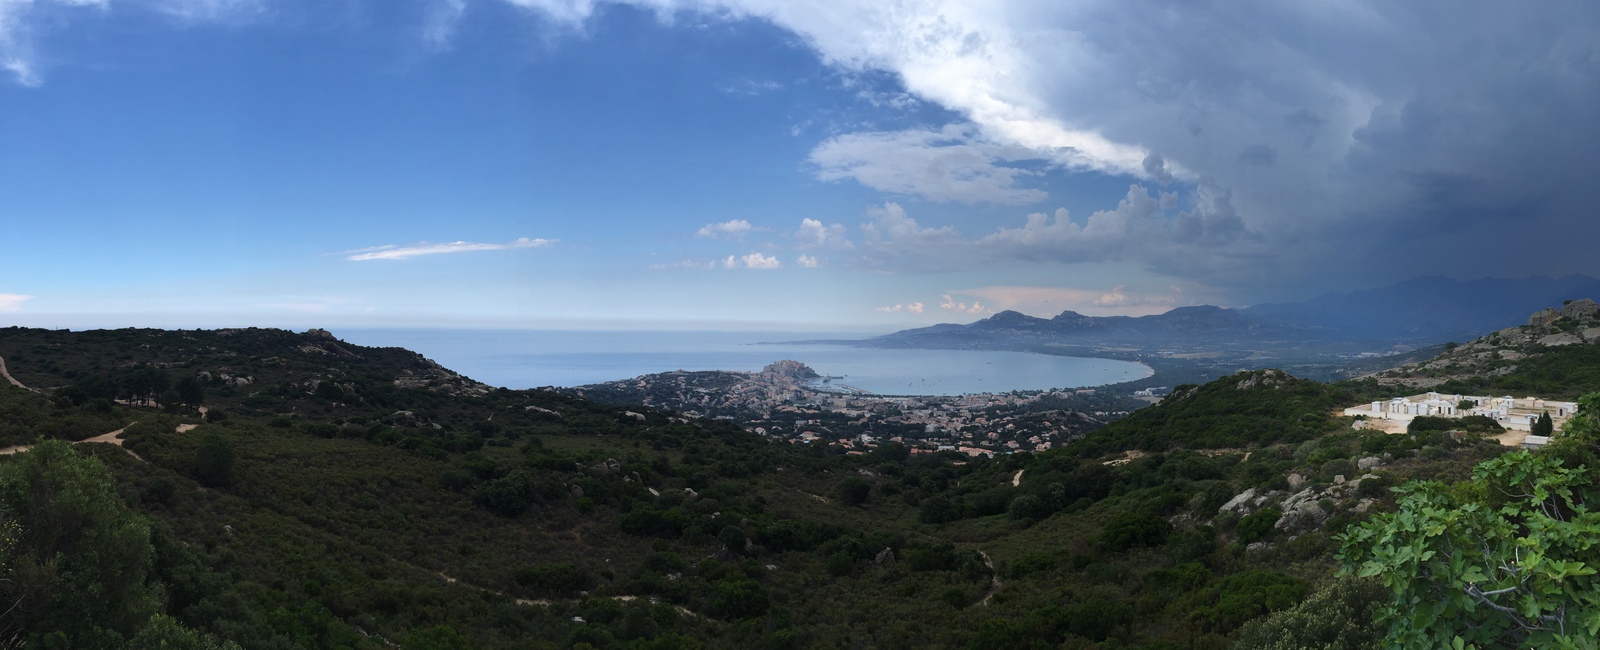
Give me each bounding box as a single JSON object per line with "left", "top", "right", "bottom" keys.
{"left": 1218, "top": 487, "right": 1284, "bottom": 517}
{"left": 1376, "top": 298, "right": 1600, "bottom": 385}
{"left": 1561, "top": 298, "right": 1599, "bottom": 320}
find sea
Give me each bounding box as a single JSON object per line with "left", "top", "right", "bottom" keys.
{"left": 337, "top": 329, "right": 1152, "bottom": 396}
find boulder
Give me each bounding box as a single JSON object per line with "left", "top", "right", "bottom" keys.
{"left": 1357, "top": 456, "right": 1382, "bottom": 471}
{"left": 1529, "top": 308, "right": 1561, "bottom": 328}
{"left": 1287, "top": 473, "right": 1305, "bottom": 490}
{"left": 1218, "top": 488, "right": 1259, "bottom": 515}
{"left": 1276, "top": 498, "right": 1330, "bottom": 532}
{"left": 1561, "top": 298, "right": 1598, "bottom": 320}
{"left": 873, "top": 547, "right": 896, "bottom": 567}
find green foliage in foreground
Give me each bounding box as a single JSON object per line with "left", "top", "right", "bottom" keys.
{"left": 0, "top": 441, "right": 237, "bottom": 648}
{"left": 1341, "top": 394, "right": 1600, "bottom": 649}
{"left": 1232, "top": 575, "right": 1387, "bottom": 650}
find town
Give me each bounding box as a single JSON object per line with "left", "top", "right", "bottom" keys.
{"left": 566, "top": 360, "right": 1148, "bottom": 457}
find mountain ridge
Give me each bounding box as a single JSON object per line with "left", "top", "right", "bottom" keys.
{"left": 866, "top": 275, "right": 1600, "bottom": 352}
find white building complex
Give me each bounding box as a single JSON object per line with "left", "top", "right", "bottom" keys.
{"left": 1344, "top": 392, "right": 1578, "bottom": 434}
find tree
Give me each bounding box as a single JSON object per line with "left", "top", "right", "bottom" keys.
{"left": 835, "top": 476, "right": 871, "bottom": 506}
{"left": 1534, "top": 411, "right": 1555, "bottom": 437}
{"left": 194, "top": 434, "right": 236, "bottom": 487}
{"left": 175, "top": 376, "right": 204, "bottom": 407}
{"left": 1338, "top": 449, "right": 1600, "bottom": 648}
{"left": 0, "top": 441, "right": 163, "bottom": 644}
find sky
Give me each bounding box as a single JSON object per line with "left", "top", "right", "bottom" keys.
{"left": 1, "top": 0, "right": 1596, "bottom": 331}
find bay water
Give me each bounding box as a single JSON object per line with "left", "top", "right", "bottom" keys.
{"left": 338, "top": 329, "right": 1151, "bottom": 396}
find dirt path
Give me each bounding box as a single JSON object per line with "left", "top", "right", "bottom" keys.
{"left": 0, "top": 424, "right": 141, "bottom": 459}
{"left": 0, "top": 420, "right": 197, "bottom": 460}
{"left": 1011, "top": 469, "right": 1024, "bottom": 487}
{"left": 0, "top": 357, "right": 37, "bottom": 393}
{"left": 976, "top": 549, "right": 1002, "bottom": 606}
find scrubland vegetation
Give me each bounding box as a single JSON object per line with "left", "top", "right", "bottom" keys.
{"left": 0, "top": 326, "right": 1597, "bottom": 648}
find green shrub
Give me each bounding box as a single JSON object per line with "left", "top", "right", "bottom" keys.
{"left": 1232, "top": 576, "right": 1387, "bottom": 649}
{"left": 194, "top": 434, "right": 235, "bottom": 487}
{"left": 834, "top": 476, "right": 871, "bottom": 506}
{"left": 1236, "top": 508, "right": 1281, "bottom": 545}
{"left": 1096, "top": 510, "right": 1172, "bottom": 552}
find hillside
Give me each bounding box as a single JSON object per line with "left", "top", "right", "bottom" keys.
{"left": 1368, "top": 298, "right": 1600, "bottom": 398}
{"left": 0, "top": 326, "right": 1592, "bottom": 648}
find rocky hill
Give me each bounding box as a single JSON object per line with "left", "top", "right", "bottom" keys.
{"left": 1370, "top": 298, "right": 1600, "bottom": 397}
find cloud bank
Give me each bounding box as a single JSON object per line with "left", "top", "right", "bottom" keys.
{"left": 488, "top": 0, "right": 1598, "bottom": 292}
{"left": 10, "top": 1, "right": 1597, "bottom": 296}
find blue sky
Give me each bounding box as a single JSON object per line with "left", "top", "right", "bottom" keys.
{"left": 1, "top": 1, "right": 1596, "bottom": 331}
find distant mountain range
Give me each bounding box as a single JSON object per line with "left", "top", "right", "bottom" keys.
{"left": 863, "top": 275, "right": 1600, "bottom": 352}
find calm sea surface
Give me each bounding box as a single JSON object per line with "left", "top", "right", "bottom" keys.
{"left": 337, "top": 330, "right": 1152, "bottom": 396}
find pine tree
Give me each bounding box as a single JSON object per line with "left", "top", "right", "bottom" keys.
{"left": 1533, "top": 411, "right": 1554, "bottom": 437}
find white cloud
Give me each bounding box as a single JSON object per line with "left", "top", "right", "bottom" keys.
{"left": 939, "top": 294, "right": 985, "bottom": 315}
{"left": 346, "top": 237, "right": 554, "bottom": 261}
{"left": 150, "top": 0, "right": 262, "bottom": 23}
{"left": 649, "top": 258, "right": 719, "bottom": 270}
{"left": 0, "top": 293, "right": 34, "bottom": 312}
{"left": 849, "top": 185, "right": 1254, "bottom": 279}
{"left": 875, "top": 302, "right": 922, "bottom": 313}
{"left": 809, "top": 124, "right": 1048, "bottom": 204}
{"left": 423, "top": 0, "right": 469, "bottom": 49}
{"left": 860, "top": 202, "right": 963, "bottom": 252}
{"left": 654, "top": 252, "right": 783, "bottom": 269}
{"left": 726, "top": 252, "right": 780, "bottom": 269}
{"left": 695, "top": 219, "right": 753, "bottom": 239}
{"left": 794, "top": 218, "right": 851, "bottom": 249}
{"left": 796, "top": 254, "right": 819, "bottom": 268}
{"left": 2, "top": 0, "right": 259, "bottom": 85}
